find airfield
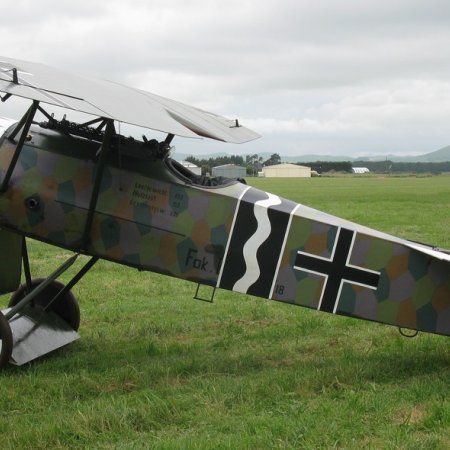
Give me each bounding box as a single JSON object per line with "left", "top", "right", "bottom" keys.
{"left": 1, "top": 174, "right": 449, "bottom": 449}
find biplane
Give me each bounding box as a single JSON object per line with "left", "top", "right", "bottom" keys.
{"left": 0, "top": 56, "right": 449, "bottom": 368}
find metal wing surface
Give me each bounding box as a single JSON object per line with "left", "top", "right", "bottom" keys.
{"left": 0, "top": 56, "right": 260, "bottom": 143}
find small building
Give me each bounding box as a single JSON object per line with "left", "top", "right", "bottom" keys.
{"left": 352, "top": 167, "right": 370, "bottom": 174}
{"left": 262, "top": 163, "right": 311, "bottom": 178}
{"left": 180, "top": 160, "right": 202, "bottom": 176}
{"left": 212, "top": 164, "right": 246, "bottom": 179}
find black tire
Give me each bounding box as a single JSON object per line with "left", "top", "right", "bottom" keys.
{"left": 0, "top": 311, "right": 13, "bottom": 368}
{"left": 9, "top": 278, "right": 80, "bottom": 331}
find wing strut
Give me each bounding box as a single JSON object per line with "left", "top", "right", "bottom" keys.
{"left": 80, "top": 119, "right": 115, "bottom": 250}
{"left": 0, "top": 68, "right": 17, "bottom": 102}
{"left": 0, "top": 100, "right": 39, "bottom": 192}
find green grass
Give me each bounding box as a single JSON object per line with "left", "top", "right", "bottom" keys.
{"left": 1, "top": 175, "right": 450, "bottom": 449}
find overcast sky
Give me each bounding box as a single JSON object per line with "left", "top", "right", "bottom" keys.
{"left": 2, "top": 0, "right": 450, "bottom": 157}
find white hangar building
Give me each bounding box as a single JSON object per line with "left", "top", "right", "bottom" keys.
{"left": 212, "top": 164, "right": 246, "bottom": 179}
{"left": 262, "top": 163, "right": 311, "bottom": 178}
{"left": 352, "top": 167, "right": 370, "bottom": 174}
{"left": 180, "top": 161, "right": 202, "bottom": 176}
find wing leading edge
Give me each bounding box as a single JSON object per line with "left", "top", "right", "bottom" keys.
{"left": 0, "top": 56, "right": 260, "bottom": 144}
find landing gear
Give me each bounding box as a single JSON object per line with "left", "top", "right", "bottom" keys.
{"left": 0, "top": 250, "right": 99, "bottom": 368}
{"left": 0, "top": 311, "right": 13, "bottom": 368}
{"left": 9, "top": 279, "right": 80, "bottom": 331}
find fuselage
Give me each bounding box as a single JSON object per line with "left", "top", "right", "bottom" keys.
{"left": 1, "top": 120, "right": 450, "bottom": 337}
{"left": 0, "top": 121, "right": 246, "bottom": 286}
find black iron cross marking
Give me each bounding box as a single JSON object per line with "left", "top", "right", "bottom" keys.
{"left": 294, "top": 228, "right": 380, "bottom": 313}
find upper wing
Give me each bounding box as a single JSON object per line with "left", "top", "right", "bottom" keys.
{"left": 0, "top": 56, "right": 260, "bottom": 144}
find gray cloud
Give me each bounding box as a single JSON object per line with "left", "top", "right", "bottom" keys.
{"left": 2, "top": 0, "right": 450, "bottom": 156}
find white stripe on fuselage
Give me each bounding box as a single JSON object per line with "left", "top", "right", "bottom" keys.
{"left": 233, "top": 193, "right": 281, "bottom": 293}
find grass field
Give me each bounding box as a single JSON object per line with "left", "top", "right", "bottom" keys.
{"left": 1, "top": 175, "right": 449, "bottom": 449}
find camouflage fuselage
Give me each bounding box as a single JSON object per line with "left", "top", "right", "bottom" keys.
{"left": 0, "top": 125, "right": 245, "bottom": 285}
{"left": 1, "top": 125, "right": 449, "bottom": 336}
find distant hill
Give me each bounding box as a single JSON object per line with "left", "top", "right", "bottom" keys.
{"left": 302, "top": 146, "right": 450, "bottom": 163}
{"left": 172, "top": 151, "right": 357, "bottom": 163}
{"left": 172, "top": 145, "right": 450, "bottom": 163}
{"left": 286, "top": 154, "right": 355, "bottom": 162}
{"left": 389, "top": 145, "right": 450, "bottom": 162}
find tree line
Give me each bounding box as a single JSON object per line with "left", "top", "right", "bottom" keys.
{"left": 303, "top": 160, "right": 450, "bottom": 174}
{"left": 185, "top": 154, "right": 450, "bottom": 175}
{"left": 301, "top": 161, "right": 353, "bottom": 173}
{"left": 353, "top": 160, "right": 450, "bottom": 174}
{"left": 185, "top": 153, "right": 282, "bottom": 175}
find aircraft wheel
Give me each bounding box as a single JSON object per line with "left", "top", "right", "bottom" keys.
{"left": 9, "top": 278, "right": 80, "bottom": 331}
{"left": 0, "top": 311, "right": 13, "bottom": 368}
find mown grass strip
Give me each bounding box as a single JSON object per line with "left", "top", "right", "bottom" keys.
{"left": 1, "top": 175, "right": 449, "bottom": 449}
